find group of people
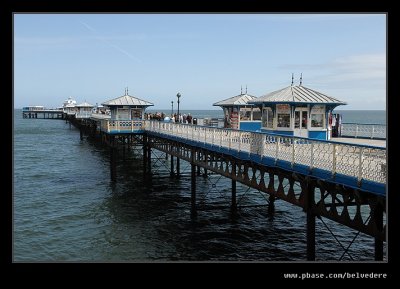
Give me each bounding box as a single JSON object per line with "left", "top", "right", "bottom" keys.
{"left": 170, "top": 113, "right": 194, "bottom": 124}
{"left": 145, "top": 112, "right": 197, "bottom": 125}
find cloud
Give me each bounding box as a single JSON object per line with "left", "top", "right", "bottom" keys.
{"left": 279, "top": 53, "right": 386, "bottom": 86}
{"left": 79, "top": 21, "right": 141, "bottom": 63}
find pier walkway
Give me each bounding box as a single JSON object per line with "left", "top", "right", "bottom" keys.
{"left": 27, "top": 112, "right": 387, "bottom": 260}
{"left": 90, "top": 117, "right": 386, "bottom": 196}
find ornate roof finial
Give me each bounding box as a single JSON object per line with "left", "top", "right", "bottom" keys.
{"left": 246, "top": 85, "right": 247, "bottom": 94}
{"left": 291, "top": 73, "right": 294, "bottom": 86}
{"left": 241, "top": 85, "right": 243, "bottom": 95}
{"left": 300, "top": 73, "right": 303, "bottom": 86}
{"left": 127, "top": 87, "right": 129, "bottom": 95}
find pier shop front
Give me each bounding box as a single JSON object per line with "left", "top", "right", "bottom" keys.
{"left": 249, "top": 84, "right": 346, "bottom": 140}
{"left": 213, "top": 89, "right": 261, "bottom": 131}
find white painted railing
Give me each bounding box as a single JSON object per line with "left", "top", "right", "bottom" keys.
{"left": 341, "top": 123, "right": 386, "bottom": 139}
{"left": 75, "top": 112, "right": 92, "bottom": 119}
{"left": 144, "top": 121, "right": 386, "bottom": 185}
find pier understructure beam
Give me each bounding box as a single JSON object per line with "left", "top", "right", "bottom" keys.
{"left": 147, "top": 134, "right": 386, "bottom": 261}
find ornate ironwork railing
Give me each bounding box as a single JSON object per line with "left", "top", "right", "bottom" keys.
{"left": 145, "top": 121, "right": 386, "bottom": 186}
{"left": 100, "top": 119, "right": 145, "bottom": 133}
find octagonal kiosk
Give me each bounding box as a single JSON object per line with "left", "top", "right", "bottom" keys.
{"left": 100, "top": 89, "right": 154, "bottom": 134}
{"left": 213, "top": 88, "right": 261, "bottom": 131}
{"left": 249, "top": 83, "right": 346, "bottom": 140}
{"left": 75, "top": 101, "right": 94, "bottom": 119}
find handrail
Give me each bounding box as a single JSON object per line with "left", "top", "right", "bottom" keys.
{"left": 144, "top": 120, "right": 386, "bottom": 186}
{"left": 340, "top": 123, "right": 386, "bottom": 139}
{"left": 97, "top": 119, "right": 386, "bottom": 187}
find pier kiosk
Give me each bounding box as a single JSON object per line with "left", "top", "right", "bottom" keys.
{"left": 75, "top": 101, "right": 94, "bottom": 119}
{"left": 101, "top": 89, "right": 154, "bottom": 121}
{"left": 63, "top": 97, "right": 78, "bottom": 116}
{"left": 249, "top": 81, "right": 346, "bottom": 140}
{"left": 213, "top": 88, "right": 261, "bottom": 131}
{"left": 98, "top": 89, "right": 154, "bottom": 134}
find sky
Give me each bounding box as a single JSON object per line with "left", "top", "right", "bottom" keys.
{"left": 13, "top": 13, "right": 386, "bottom": 110}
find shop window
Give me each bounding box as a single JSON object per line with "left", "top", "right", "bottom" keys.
{"left": 252, "top": 108, "right": 261, "bottom": 120}
{"left": 311, "top": 114, "right": 324, "bottom": 127}
{"left": 277, "top": 113, "right": 290, "bottom": 128}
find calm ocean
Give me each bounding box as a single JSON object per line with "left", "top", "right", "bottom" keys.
{"left": 13, "top": 109, "right": 386, "bottom": 261}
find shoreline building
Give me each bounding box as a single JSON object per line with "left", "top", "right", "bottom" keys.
{"left": 249, "top": 77, "right": 346, "bottom": 140}
{"left": 213, "top": 87, "right": 261, "bottom": 131}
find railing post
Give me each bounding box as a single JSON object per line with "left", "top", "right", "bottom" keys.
{"left": 229, "top": 131, "right": 232, "bottom": 149}
{"left": 371, "top": 125, "right": 375, "bottom": 139}
{"left": 358, "top": 147, "right": 364, "bottom": 183}
{"left": 238, "top": 132, "right": 241, "bottom": 153}
{"left": 275, "top": 136, "right": 280, "bottom": 164}
{"left": 310, "top": 142, "right": 314, "bottom": 170}
{"left": 291, "top": 137, "right": 295, "bottom": 168}
{"left": 332, "top": 143, "right": 337, "bottom": 177}
{"left": 355, "top": 124, "right": 358, "bottom": 138}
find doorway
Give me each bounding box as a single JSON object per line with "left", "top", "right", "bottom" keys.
{"left": 294, "top": 108, "right": 308, "bottom": 138}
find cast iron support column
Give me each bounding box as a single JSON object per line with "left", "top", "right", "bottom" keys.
{"left": 231, "top": 163, "right": 237, "bottom": 212}
{"left": 110, "top": 144, "right": 117, "bottom": 182}
{"left": 306, "top": 179, "right": 316, "bottom": 261}
{"left": 80, "top": 129, "right": 83, "bottom": 140}
{"left": 203, "top": 152, "right": 208, "bottom": 178}
{"left": 176, "top": 149, "right": 180, "bottom": 178}
{"left": 191, "top": 149, "right": 197, "bottom": 218}
{"left": 143, "top": 135, "right": 148, "bottom": 176}
{"left": 268, "top": 195, "right": 276, "bottom": 216}
{"left": 122, "top": 137, "right": 126, "bottom": 159}
{"left": 170, "top": 154, "right": 174, "bottom": 177}
{"left": 147, "top": 144, "right": 151, "bottom": 174}
{"left": 374, "top": 201, "right": 384, "bottom": 261}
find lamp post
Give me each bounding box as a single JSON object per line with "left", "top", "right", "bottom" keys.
{"left": 176, "top": 92, "right": 181, "bottom": 122}
{"left": 171, "top": 101, "right": 174, "bottom": 115}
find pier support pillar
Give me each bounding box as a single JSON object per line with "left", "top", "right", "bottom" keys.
{"left": 110, "top": 147, "right": 117, "bottom": 182}
{"left": 122, "top": 137, "right": 126, "bottom": 159}
{"left": 191, "top": 161, "right": 197, "bottom": 219}
{"left": 374, "top": 201, "right": 384, "bottom": 261}
{"left": 268, "top": 195, "right": 276, "bottom": 216}
{"left": 196, "top": 152, "right": 201, "bottom": 176}
{"left": 306, "top": 181, "right": 316, "bottom": 261}
{"left": 176, "top": 155, "right": 180, "bottom": 178}
{"left": 143, "top": 136, "right": 148, "bottom": 176}
{"left": 147, "top": 145, "right": 152, "bottom": 174}
{"left": 80, "top": 129, "right": 83, "bottom": 140}
{"left": 203, "top": 153, "right": 208, "bottom": 178}
{"left": 231, "top": 164, "right": 237, "bottom": 212}
{"left": 170, "top": 155, "right": 174, "bottom": 177}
